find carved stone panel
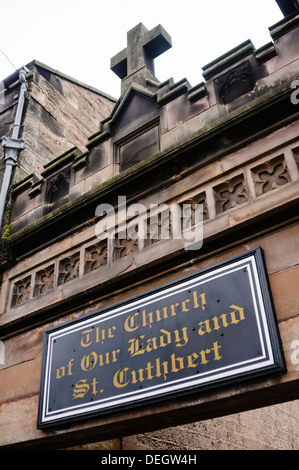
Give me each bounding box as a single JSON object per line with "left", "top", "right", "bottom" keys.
{"left": 34, "top": 265, "right": 55, "bottom": 297}
{"left": 215, "top": 61, "right": 255, "bottom": 104}
{"left": 58, "top": 252, "right": 80, "bottom": 285}
{"left": 144, "top": 208, "right": 171, "bottom": 248}
{"left": 180, "top": 193, "right": 208, "bottom": 229}
{"left": 214, "top": 175, "right": 248, "bottom": 214}
{"left": 113, "top": 232, "right": 139, "bottom": 260}
{"left": 6, "top": 139, "right": 299, "bottom": 314}
{"left": 11, "top": 275, "right": 32, "bottom": 307}
{"left": 45, "top": 167, "right": 71, "bottom": 215}
{"left": 84, "top": 241, "right": 108, "bottom": 274}
{"left": 251, "top": 155, "right": 291, "bottom": 197}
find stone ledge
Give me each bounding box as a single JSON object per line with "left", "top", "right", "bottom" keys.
{"left": 269, "top": 10, "right": 299, "bottom": 40}
{"left": 2, "top": 197, "right": 299, "bottom": 339}
{"left": 5, "top": 79, "right": 296, "bottom": 260}
{"left": 202, "top": 40, "right": 255, "bottom": 81}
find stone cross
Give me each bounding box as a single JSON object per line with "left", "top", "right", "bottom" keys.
{"left": 111, "top": 23, "right": 172, "bottom": 95}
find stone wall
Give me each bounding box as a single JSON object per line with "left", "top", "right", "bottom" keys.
{"left": 67, "top": 400, "right": 299, "bottom": 450}
{"left": 1, "top": 13, "right": 299, "bottom": 449}
{"left": 18, "top": 62, "right": 115, "bottom": 182}
{"left": 1, "top": 219, "right": 299, "bottom": 448}
{"left": 123, "top": 401, "right": 299, "bottom": 450}
{"left": 0, "top": 61, "right": 115, "bottom": 229}
{"left": 0, "top": 61, "right": 116, "bottom": 186}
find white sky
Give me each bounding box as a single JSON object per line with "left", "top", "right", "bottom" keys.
{"left": 0, "top": 0, "right": 284, "bottom": 99}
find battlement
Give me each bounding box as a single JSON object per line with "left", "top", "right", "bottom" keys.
{"left": 6, "top": 12, "right": 299, "bottom": 245}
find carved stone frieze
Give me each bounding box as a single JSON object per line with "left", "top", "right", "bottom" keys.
{"left": 7, "top": 141, "right": 299, "bottom": 312}
{"left": 84, "top": 241, "right": 108, "bottom": 274}
{"left": 44, "top": 168, "right": 71, "bottom": 215}
{"left": 34, "top": 265, "right": 55, "bottom": 297}
{"left": 58, "top": 252, "right": 80, "bottom": 285}
{"left": 180, "top": 193, "right": 208, "bottom": 229}
{"left": 214, "top": 175, "right": 248, "bottom": 214}
{"left": 215, "top": 61, "right": 255, "bottom": 104}
{"left": 113, "top": 231, "right": 139, "bottom": 259}
{"left": 251, "top": 155, "right": 291, "bottom": 197}
{"left": 144, "top": 208, "right": 171, "bottom": 247}
{"left": 11, "top": 276, "right": 31, "bottom": 307}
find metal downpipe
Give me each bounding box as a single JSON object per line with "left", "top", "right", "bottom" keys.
{"left": 0, "top": 66, "right": 28, "bottom": 232}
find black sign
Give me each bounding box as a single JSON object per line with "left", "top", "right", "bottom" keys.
{"left": 37, "top": 247, "right": 285, "bottom": 428}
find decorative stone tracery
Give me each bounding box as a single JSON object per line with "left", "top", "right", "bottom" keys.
{"left": 58, "top": 252, "right": 80, "bottom": 286}
{"left": 84, "top": 241, "right": 108, "bottom": 273}
{"left": 8, "top": 144, "right": 299, "bottom": 309}
{"left": 11, "top": 276, "right": 31, "bottom": 307}
{"left": 34, "top": 265, "right": 55, "bottom": 297}
{"left": 214, "top": 175, "right": 248, "bottom": 214}
{"left": 251, "top": 155, "right": 291, "bottom": 197}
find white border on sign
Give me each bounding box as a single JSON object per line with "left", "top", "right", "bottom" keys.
{"left": 40, "top": 254, "right": 274, "bottom": 424}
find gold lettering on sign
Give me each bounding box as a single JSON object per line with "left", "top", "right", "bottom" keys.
{"left": 112, "top": 341, "right": 223, "bottom": 389}
{"left": 80, "top": 328, "right": 93, "bottom": 348}
{"left": 81, "top": 351, "right": 98, "bottom": 371}
{"left": 127, "top": 327, "right": 189, "bottom": 358}
{"left": 80, "top": 326, "right": 117, "bottom": 348}
{"left": 52, "top": 278, "right": 249, "bottom": 410}
{"left": 73, "top": 379, "right": 90, "bottom": 398}
{"left": 198, "top": 305, "right": 245, "bottom": 335}
{"left": 56, "top": 358, "right": 74, "bottom": 379}
{"left": 124, "top": 290, "right": 206, "bottom": 333}
{"left": 72, "top": 378, "right": 100, "bottom": 399}
{"left": 113, "top": 367, "right": 130, "bottom": 388}
{"left": 81, "top": 349, "right": 120, "bottom": 371}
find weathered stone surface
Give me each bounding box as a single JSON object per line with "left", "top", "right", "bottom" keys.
{"left": 0, "top": 61, "right": 115, "bottom": 188}
{"left": 1, "top": 14, "right": 299, "bottom": 450}
{"left": 270, "top": 265, "right": 299, "bottom": 321}
{"left": 111, "top": 23, "right": 172, "bottom": 96}
{"left": 123, "top": 399, "right": 299, "bottom": 450}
